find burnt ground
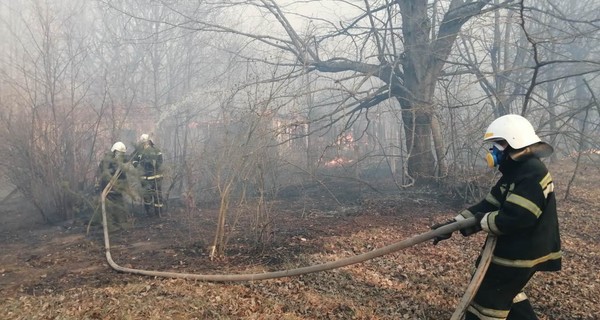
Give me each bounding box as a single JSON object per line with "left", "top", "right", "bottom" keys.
{"left": 0, "top": 161, "right": 599, "bottom": 320}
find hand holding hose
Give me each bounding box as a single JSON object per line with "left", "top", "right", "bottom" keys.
{"left": 431, "top": 220, "right": 456, "bottom": 245}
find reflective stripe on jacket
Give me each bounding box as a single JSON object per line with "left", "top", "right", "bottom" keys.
{"left": 466, "top": 155, "right": 561, "bottom": 272}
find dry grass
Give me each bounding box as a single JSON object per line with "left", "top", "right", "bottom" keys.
{"left": 0, "top": 160, "right": 598, "bottom": 319}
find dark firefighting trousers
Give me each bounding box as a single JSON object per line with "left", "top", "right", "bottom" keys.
{"left": 465, "top": 263, "right": 538, "bottom": 320}
{"left": 141, "top": 175, "right": 163, "bottom": 216}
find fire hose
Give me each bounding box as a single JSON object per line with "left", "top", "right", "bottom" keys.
{"left": 101, "top": 168, "right": 495, "bottom": 317}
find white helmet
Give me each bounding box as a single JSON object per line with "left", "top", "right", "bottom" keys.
{"left": 111, "top": 141, "right": 127, "bottom": 153}
{"left": 139, "top": 134, "right": 150, "bottom": 143}
{"left": 483, "top": 114, "right": 542, "bottom": 149}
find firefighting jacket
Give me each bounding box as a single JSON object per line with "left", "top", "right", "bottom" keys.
{"left": 457, "top": 154, "right": 562, "bottom": 271}
{"left": 98, "top": 152, "right": 128, "bottom": 194}
{"left": 132, "top": 145, "right": 163, "bottom": 179}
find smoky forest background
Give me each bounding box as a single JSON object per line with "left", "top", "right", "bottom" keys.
{"left": 1, "top": 0, "right": 600, "bottom": 256}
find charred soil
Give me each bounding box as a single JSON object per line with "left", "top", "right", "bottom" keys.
{"left": 1, "top": 162, "right": 599, "bottom": 319}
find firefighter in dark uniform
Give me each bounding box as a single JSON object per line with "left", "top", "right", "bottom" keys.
{"left": 96, "top": 141, "right": 130, "bottom": 231}
{"left": 132, "top": 134, "right": 164, "bottom": 217}
{"left": 433, "top": 114, "right": 562, "bottom": 320}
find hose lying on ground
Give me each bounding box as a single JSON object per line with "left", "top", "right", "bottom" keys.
{"left": 101, "top": 169, "right": 493, "bottom": 316}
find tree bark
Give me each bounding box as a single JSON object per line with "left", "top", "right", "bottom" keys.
{"left": 395, "top": 0, "right": 493, "bottom": 180}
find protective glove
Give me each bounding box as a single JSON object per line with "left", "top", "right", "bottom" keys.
{"left": 431, "top": 219, "right": 456, "bottom": 245}
{"left": 455, "top": 210, "right": 486, "bottom": 236}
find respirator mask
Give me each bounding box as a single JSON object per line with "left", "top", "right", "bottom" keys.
{"left": 486, "top": 142, "right": 506, "bottom": 168}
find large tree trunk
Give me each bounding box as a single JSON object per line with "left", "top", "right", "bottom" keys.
{"left": 395, "top": 0, "right": 492, "bottom": 181}
{"left": 404, "top": 109, "right": 436, "bottom": 179}
{"left": 397, "top": 0, "right": 436, "bottom": 180}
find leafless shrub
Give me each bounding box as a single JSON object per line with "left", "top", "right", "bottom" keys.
{"left": 0, "top": 105, "right": 98, "bottom": 222}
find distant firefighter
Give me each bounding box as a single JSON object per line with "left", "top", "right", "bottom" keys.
{"left": 132, "top": 134, "right": 164, "bottom": 217}
{"left": 96, "top": 141, "right": 130, "bottom": 231}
